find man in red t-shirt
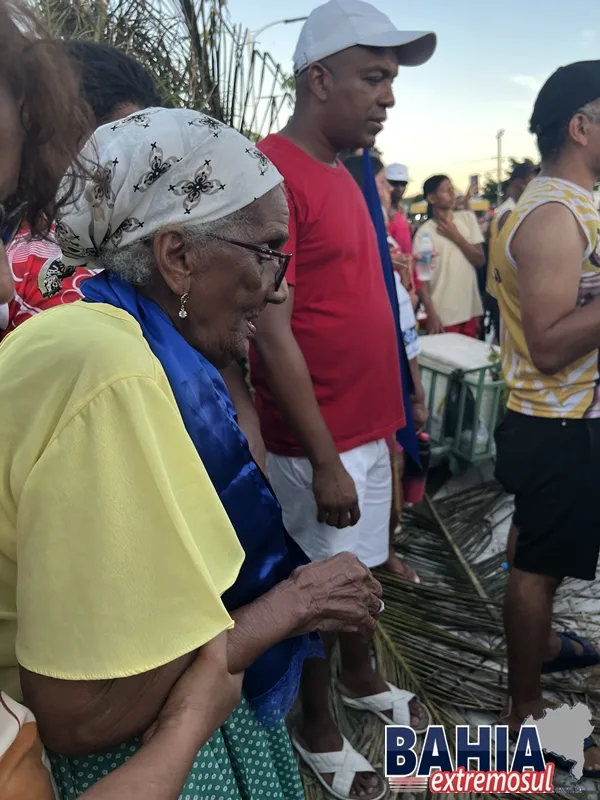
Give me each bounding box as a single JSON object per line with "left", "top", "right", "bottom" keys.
{"left": 250, "top": 1, "right": 436, "bottom": 795}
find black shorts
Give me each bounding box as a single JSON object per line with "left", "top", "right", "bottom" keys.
{"left": 494, "top": 410, "right": 600, "bottom": 581}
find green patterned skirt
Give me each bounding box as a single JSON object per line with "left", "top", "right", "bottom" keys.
{"left": 49, "top": 696, "right": 304, "bottom": 800}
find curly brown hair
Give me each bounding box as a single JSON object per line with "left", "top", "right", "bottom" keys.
{"left": 0, "top": 0, "right": 90, "bottom": 237}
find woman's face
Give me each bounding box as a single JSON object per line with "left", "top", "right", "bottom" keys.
{"left": 151, "top": 185, "right": 290, "bottom": 368}
{"left": 431, "top": 178, "right": 455, "bottom": 211}
{"left": 375, "top": 169, "right": 392, "bottom": 211}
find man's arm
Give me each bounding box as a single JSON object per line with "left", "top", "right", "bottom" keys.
{"left": 512, "top": 202, "right": 600, "bottom": 375}
{"left": 417, "top": 281, "right": 444, "bottom": 334}
{"left": 220, "top": 362, "right": 266, "bottom": 472}
{"left": 253, "top": 289, "right": 360, "bottom": 529}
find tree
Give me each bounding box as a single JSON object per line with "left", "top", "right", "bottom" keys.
{"left": 482, "top": 158, "right": 538, "bottom": 204}
{"left": 32, "top": 0, "right": 293, "bottom": 140}
{"left": 482, "top": 179, "right": 502, "bottom": 204}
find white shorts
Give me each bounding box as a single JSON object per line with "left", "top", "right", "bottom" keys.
{"left": 267, "top": 439, "right": 391, "bottom": 568}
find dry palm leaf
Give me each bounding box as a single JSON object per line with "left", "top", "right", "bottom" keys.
{"left": 300, "top": 482, "right": 600, "bottom": 800}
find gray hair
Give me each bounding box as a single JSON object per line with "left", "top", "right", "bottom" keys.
{"left": 580, "top": 98, "right": 600, "bottom": 123}
{"left": 96, "top": 205, "right": 253, "bottom": 286}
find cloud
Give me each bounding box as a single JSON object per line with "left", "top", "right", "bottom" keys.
{"left": 510, "top": 75, "right": 542, "bottom": 92}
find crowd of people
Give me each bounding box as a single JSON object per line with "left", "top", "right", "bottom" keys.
{"left": 1, "top": 0, "right": 600, "bottom": 796}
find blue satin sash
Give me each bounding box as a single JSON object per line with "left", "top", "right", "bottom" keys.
{"left": 361, "top": 149, "right": 420, "bottom": 464}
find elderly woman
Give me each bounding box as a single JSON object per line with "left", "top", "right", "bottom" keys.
{"left": 0, "top": 106, "right": 382, "bottom": 800}
{"left": 0, "top": 6, "right": 248, "bottom": 797}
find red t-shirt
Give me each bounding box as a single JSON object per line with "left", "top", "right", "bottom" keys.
{"left": 0, "top": 226, "right": 97, "bottom": 343}
{"left": 251, "top": 134, "right": 405, "bottom": 457}
{"left": 388, "top": 210, "right": 421, "bottom": 293}
{"left": 388, "top": 211, "right": 412, "bottom": 256}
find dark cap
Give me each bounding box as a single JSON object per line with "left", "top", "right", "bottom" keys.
{"left": 530, "top": 61, "right": 600, "bottom": 135}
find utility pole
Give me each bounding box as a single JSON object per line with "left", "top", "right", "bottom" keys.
{"left": 246, "top": 17, "right": 307, "bottom": 123}
{"left": 496, "top": 129, "right": 505, "bottom": 206}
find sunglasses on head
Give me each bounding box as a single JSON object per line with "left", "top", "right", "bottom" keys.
{"left": 0, "top": 199, "right": 27, "bottom": 249}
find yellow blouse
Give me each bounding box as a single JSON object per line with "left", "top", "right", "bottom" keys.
{"left": 0, "top": 303, "right": 244, "bottom": 698}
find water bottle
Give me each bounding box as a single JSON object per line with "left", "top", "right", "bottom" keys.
{"left": 415, "top": 231, "right": 434, "bottom": 281}
{"left": 403, "top": 433, "right": 431, "bottom": 506}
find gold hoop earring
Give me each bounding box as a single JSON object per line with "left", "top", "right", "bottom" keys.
{"left": 178, "top": 292, "right": 189, "bottom": 319}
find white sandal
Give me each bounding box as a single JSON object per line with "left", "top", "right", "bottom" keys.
{"left": 339, "top": 681, "right": 432, "bottom": 734}
{"left": 292, "top": 734, "right": 386, "bottom": 800}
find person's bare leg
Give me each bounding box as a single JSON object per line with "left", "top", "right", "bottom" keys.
{"left": 338, "top": 632, "right": 427, "bottom": 729}
{"left": 503, "top": 566, "right": 558, "bottom": 724}
{"left": 506, "top": 523, "right": 518, "bottom": 567}
{"left": 506, "top": 524, "right": 590, "bottom": 661}
{"left": 386, "top": 451, "right": 419, "bottom": 583}
{"left": 503, "top": 566, "right": 600, "bottom": 770}
{"left": 296, "top": 635, "right": 383, "bottom": 798}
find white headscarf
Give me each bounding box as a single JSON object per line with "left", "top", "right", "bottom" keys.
{"left": 56, "top": 107, "right": 283, "bottom": 269}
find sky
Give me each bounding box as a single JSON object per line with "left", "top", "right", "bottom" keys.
{"left": 227, "top": 0, "right": 600, "bottom": 195}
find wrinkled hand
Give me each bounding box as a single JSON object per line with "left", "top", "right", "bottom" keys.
{"left": 147, "top": 632, "right": 242, "bottom": 742}
{"left": 290, "top": 553, "right": 383, "bottom": 637}
{"left": 436, "top": 218, "right": 460, "bottom": 243}
{"left": 312, "top": 459, "right": 360, "bottom": 529}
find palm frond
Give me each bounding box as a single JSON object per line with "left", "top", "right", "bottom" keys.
{"left": 31, "top": 0, "right": 293, "bottom": 139}
{"left": 300, "top": 482, "right": 600, "bottom": 800}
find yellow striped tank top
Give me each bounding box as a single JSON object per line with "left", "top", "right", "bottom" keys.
{"left": 486, "top": 198, "right": 515, "bottom": 299}
{"left": 493, "top": 176, "right": 600, "bottom": 418}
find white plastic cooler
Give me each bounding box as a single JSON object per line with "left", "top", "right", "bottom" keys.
{"left": 417, "top": 333, "right": 504, "bottom": 463}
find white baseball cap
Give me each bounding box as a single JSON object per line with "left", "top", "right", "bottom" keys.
{"left": 385, "top": 163, "right": 410, "bottom": 182}
{"left": 293, "top": 0, "right": 437, "bottom": 75}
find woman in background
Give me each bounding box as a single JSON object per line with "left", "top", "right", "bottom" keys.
{"left": 1, "top": 40, "right": 162, "bottom": 342}
{"left": 0, "top": 0, "right": 88, "bottom": 304}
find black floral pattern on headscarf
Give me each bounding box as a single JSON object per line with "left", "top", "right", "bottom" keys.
{"left": 56, "top": 107, "right": 283, "bottom": 270}
{"left": 133, "top": 143, "right": 180, "bottom": 194}
{"left": 168, "top": 159, "right": 225, "bottom": 215}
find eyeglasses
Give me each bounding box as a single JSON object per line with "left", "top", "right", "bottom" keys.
{"left": 0, "top": 199, "right": 27, "bottom": 249}
{"left": 210, "top": 235, "right": 292, "bottom": 292}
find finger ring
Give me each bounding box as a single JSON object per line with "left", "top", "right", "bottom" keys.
{"left": 378, "top": 600, "right": 385, "bottom": 614}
